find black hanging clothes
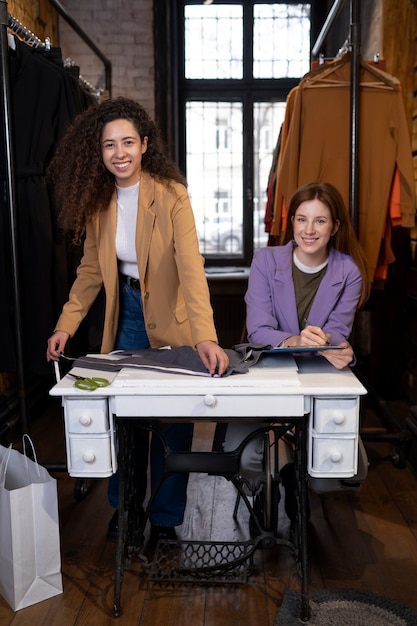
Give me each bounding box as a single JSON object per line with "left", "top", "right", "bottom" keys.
{"left": 0, "top": 36, "right": 94, "bottom": 375}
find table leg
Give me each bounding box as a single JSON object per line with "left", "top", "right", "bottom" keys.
{"left": 297, "top": 417, "right": 311, "bottom": 621}
{"left": 113, "top": 419, "right": 125, "bottom": 617}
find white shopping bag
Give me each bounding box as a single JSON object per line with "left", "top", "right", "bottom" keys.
{"left": 0, "top": 436, "right": 63, "bottom": 610}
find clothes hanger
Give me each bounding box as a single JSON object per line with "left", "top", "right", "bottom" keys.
{"left": 7, "top": 33, "right": 16, "bottom": 50}
{"left": 304, "top": 51, "right": 398, "bottom": 91}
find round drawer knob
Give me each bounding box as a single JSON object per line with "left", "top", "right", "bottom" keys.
{"left": 79, "top": 414, "right": 92, "bottom": 426}
{"left": 204, "top": 394, "right": 217, "bottom": 407}
{"left": 330, "top": 450, "right": 342, "bottom": 463}
{"left": 333, "top": 413, "right": 346, "bottom": 425}
{"left": 82, "top": 451, "right": 96, "bottom": 464}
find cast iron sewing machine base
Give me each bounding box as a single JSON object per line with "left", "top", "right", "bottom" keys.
{"left": 112, "top": 417, "right": 310, "bottom": 621}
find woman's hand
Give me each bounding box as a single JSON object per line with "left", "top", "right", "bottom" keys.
{"left": 196, "top": 340, "right": 229, "bottom": 376}
{"left": 283, "top": 328, "right": 354, "bottom": 369}
{"left": 47, "top": 330, "right": 70, "bottom": 361}
{"left": 282, "top": 324, "right": 330, "bottom": 348}
{"left": 301, "top": 323, "right": 330, "bottom": 347}
{"left": 320, "top": 342, "right": 354, "bottom": 369}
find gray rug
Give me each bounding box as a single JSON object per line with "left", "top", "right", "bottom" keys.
{"left": 275, "top": 588, "right": 417, "bottom": 625}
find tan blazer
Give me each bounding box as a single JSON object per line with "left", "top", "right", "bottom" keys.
{"left": 55, "top": 172, "right": 218, "bottom": 353}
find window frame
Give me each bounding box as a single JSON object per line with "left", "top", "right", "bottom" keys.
{"left": 156, "top": 0, "right": 325, "bottom": 266}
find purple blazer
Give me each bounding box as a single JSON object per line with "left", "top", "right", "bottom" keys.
{"left": 245, "top": 241, "right": 362, "bottom": 347}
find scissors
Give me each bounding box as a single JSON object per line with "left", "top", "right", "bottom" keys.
{"left": 68, "top": 373, "right": 110, "bottom": 391}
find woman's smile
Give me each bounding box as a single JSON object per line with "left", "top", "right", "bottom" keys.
{"left": 101, "top": 119, "right": 148, "bottom": 187}
{"left": 292, "top": 198, "right": 339, "bottom": 266}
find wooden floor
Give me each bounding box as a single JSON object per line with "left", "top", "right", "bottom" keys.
{"left": 1, "top": 395, "right": 417, "bottom": 625}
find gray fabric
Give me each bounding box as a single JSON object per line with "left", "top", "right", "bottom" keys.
{"left": 72, "top": 345, "right": 262, "bottom": 377}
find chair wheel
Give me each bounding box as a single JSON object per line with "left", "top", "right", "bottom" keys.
{"left": 74, "top": 478, "right": 89, "bottom": 501}
{"left": 390, "top": 445, "right": 406, "bottom": 469}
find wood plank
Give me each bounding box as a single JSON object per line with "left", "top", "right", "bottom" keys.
{"left": 308, "top": 441, "right": 417, "bottom": 611}
{"left": 2, "top": 406, "right": 417, "bottom": 624}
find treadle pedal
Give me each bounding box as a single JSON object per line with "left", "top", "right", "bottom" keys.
{"left": 146, "top": 539, "right": 256, "bottom": 584}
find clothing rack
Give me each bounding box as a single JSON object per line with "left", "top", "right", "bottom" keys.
{"left": 312, "top": 0, "right": 346, "bottom": 58}
{"left": 312, "top": 0, "right": 412, "bottom": 464}
{"left": 0, "top": 0, "right": 27, "bottom": 432}
{"left": 7, "top": 13, "right": 45, "bottom": 49}
{"left": 0, "top": 0, "right": 111, "bottom": 435}
{"left": 49, "top": 0, "right": 112, "bottom": 97}
{"left": 49, "top": 0, "right": 111, "bottom": 96}
{"left": 311, "top": 0, "right": 360, "bottom": 232}
{"left": 62, "top": 55, "right": 104, "bottom": 99}
{"left": 8, "top": 14, "right": 105, "bottom": 98}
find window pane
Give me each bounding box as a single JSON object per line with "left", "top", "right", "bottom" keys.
{"left": 184, "top": 5, "right": 243, "bottom": 79}
{"left": 186, "top": 102, "right": 243, "bottom": 255}
{"left": 253, "top": 101, "right": 287, "bottom": 249}
{"left": 253, "top": 3, "right": 311, "bottom": 78}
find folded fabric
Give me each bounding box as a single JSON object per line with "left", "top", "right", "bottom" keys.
{"left": 232, "top": 342, "right": 274, "bottom": 366}
{"left": 72, "top": 344, "right": 271, "bottom": 377}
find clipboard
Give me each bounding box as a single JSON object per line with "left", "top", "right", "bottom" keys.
{"left": 265, "top": 345, "right": 345, "bottom": 354}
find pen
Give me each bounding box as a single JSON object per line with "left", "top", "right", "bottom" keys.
{"left": 304, "top": 318, "right": 330, "bottom": 345}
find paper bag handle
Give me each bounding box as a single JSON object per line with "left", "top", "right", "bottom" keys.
{"left": 0, "top": 443, "right": 13, "bottom": 488}
{"left": 0, "top": 435, "right": 41, "bottom": 487}
{"left": 22, "top": 434, "right": 41, "bottom": 478}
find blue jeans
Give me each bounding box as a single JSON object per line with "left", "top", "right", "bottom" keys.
{"left": 108, "top": 282, "right": 193, "bottom": 526}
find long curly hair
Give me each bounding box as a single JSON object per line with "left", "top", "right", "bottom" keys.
{"left": 47, "top": 97, "right": 186, "bottom": 242}
{"left": 283, "top": 181, "right": 371, "bottom": 308}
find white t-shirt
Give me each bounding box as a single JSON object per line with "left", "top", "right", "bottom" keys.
{"left": 115, "top": 182, "right": 140, "bottom": 279}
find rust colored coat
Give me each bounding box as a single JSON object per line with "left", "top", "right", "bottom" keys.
{"left": 274, "top": 53, "right": 416, "bottom": 280}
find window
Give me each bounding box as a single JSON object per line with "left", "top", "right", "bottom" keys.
{"left": 178, "top": 1, "right": 314, "bottom": 264}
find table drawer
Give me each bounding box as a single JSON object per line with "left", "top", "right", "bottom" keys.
{"left": 64, "top": 398, "right": 109, "bottom": 434}
{"left": 67, "top": 433, "right": 115, "bottom": 477}
{"left": 111, "top": 393, "right": 305, "bottom": 418}
{"left": 312, "top": 397, "right": 358, "bottom": 434}
{"left": 309, "top": 435, "right": 357, "bottom": 477}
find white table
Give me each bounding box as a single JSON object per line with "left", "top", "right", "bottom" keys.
{"left": 50, "top": 354, "right": 366, "bottom": 619}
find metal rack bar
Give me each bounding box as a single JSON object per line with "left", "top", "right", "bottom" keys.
{"left": 311, "top": 0, "right": 346, "bottom": 58}
{"left": 48, "top": 0, "right": 111, "bottom": 95}
{"left": 349, "top": 0, "right": 361, "bottom": 230}
{"left": 311, "top": 0, "right": 360, "bottom": 229}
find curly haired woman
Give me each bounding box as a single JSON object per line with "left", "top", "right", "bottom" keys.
{"left": 46, "top": 97, "right": 229, "bottom": 544}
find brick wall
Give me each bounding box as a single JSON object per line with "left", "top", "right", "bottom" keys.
{"left": 56, "top": 0, "right": 155, "bottom": 115}
{"left": 7, "top": 0, "right": 57, "bottom": 43}
{"left": 7, "top": 0, "right": 154, "bottom": 114}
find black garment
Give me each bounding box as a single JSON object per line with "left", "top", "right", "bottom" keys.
{"left": 0, "top": 37, "right": 95, "bottom": 374}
